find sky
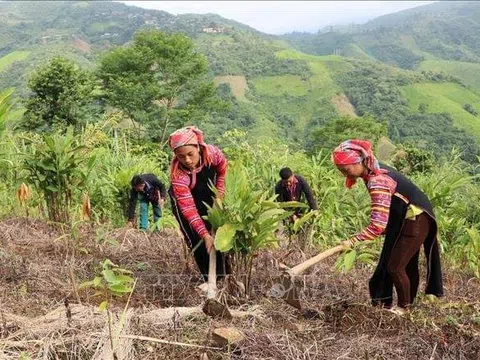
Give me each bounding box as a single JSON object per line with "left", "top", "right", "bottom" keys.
{"left": 119, "top": 1, "right": 436, "bottom": 35}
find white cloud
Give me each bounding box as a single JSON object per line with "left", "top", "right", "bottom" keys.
{"left": 118, "top": 1, "right": 436, "bottom": 34}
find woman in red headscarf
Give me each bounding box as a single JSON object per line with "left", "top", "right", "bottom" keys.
{"left": 332, "top": 140, "right": 443, "bottom": 315}
{"left": 168, "top": 126, "right": 230, "bottom": 281}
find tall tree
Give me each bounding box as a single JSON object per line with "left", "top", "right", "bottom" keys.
{"left": 22, "top": 57, "right": 96, "bottom": 132}
{"left": 98, "top": 29, "right": 222, "bottom": 144}
{"left": 307, "top": 115, "right": 388, "bottom": 154}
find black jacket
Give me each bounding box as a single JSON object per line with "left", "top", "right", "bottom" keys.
{"left": 274, "top": 175, "right": 318, "bottom": 212}
{"left": 128, "top": 174, "right": 167, "bottom": 221}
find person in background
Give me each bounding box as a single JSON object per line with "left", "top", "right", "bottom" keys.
{"left": 128, "top": 174, "right": 166, "bottom": 231}
{"left": 332, "top": 139, "right": 443, "bottom": 315}
{"left": 275, "top": 167, "right": 318, "bottom": 220}
{"left": 275, "top": 167, "right": 318, "bottom": 248}
{"left": 168, "top": 126, "right": 230, "bottom": 282}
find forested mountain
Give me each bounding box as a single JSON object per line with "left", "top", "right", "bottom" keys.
{"left": 1, "top": 1, "right": 480, "bottom": 162}
{"left": 284, "top": 2, "right": 480, "bottom": 79}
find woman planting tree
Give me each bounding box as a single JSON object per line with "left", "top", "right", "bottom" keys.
{"left": 332, "top": 139, "right": 443, "bottom": 315}
{"left": 168, "top": 126, "right": 230, "bottom": 283}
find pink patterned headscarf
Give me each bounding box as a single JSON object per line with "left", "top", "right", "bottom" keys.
{"left": 332, "top": 139, "right": 386, "bottom": 188}
{"left": 168, "top": 126, "right": 211, "bottom": 178}
{"left": 168, "top": 126, "right": 205, "bottom": 150}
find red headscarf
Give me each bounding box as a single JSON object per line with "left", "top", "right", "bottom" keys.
{"left": 332, "top": 139, "right": 386, "bottom": 188}
{"left": 168, "top": 126, "right": 210, "bottom": 178}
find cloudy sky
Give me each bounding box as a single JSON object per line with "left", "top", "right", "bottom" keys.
{"left": 119, "top": 1, "right": 436, "bottom": 34}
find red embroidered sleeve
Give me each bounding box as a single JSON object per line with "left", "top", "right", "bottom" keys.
{"left": 351, "top": 174, "right": 397, "bottom": 243}
{"left": 171, "top": 145, "right": 228, "bottom": 238}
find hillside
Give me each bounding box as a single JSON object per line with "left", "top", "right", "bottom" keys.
{"left": 1, "top": 4, "right": 480, "bottom": 358}
{"left": 1, "top": 0, "right": 480, "bottom": 161}
{"left": 283, "top": 2, "right": 480, "bottom": 78}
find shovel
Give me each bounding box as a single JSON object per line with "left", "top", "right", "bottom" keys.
{"left": 277, "top": 244, "right": 346, "bottom": 310}
{"left": 202, "top": 248, "right": 233, "bottom": 319}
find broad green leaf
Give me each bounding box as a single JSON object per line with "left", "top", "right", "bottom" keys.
{"left": 215, "top": 223, "right": 237, "bottom": 252}
{"left": 102, "top": 269, "right": 116, "bottom": 283}
{"left": 258, "top": 209, "right": 285, "bottom": 223}
{"left": 260, "top": 201, "right": 278, "bottom": 209}
{"left": 343, "top": 250, "right": 357, "bottom": 271}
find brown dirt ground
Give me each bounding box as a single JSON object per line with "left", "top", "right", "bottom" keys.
{"left": 214, "top": 76, "right": 248, "bottom": 101}
{"left": 73, "top": 38, "right": 91, "bottom": 54}
{"left": 330, "top": 93, "right": 357, "bottom": 118}
{"left": 0, "top": 217, "right": 479, "bottom": 359}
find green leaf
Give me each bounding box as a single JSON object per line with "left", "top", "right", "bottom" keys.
{"left": 114, "top": 274, "right": 134, "bottom": 284}
{"left": 98, "top": 300, "right": 109, "bottom": 311}
{"left": 102, "top": 269, "right": 116, "bottom": 283}
{"left": 343, "top": 250, "right": 357, "bottom": 271}
{"left": 46, "top": 185, "right": 59, "bottom": 192}
{"left": 102, "top": 259, "right": 116, "bottom": 268}
{"left": 93, "top": 276, "right": 103, "bottom": 287}
{"left": 87, "top": 155, "right": 97, "bottom": 169}
{"left": 108, "top": 284, "right": 133, "bottom": 294}
{"left": 258, "top": 209, "right": 285, "bottom": 223}
{"left": 260, "top": 201, "right": 279, "bottom": 209}
{"left": 215, "top": 223, "right": 237, "bottom": 252}
{"left": 277, "top": 201, "right": 309, "bottom": 209}
{"left": 293, "top": 211, "right": 317, "bottom": 233}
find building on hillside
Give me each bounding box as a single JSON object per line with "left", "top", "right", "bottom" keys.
{"left": 201, "top": 27, "right": 227, "bottom": 34}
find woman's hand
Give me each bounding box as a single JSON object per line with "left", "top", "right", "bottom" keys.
{"left": 203, "top": 233, "right": 215, "bottom": 254}
{"left": 341, "top": 239, "right": 354, "bottom": 249}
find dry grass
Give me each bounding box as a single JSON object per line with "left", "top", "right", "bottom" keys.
{"left": 0, "top": 217, "right": 479, "bottom": 359}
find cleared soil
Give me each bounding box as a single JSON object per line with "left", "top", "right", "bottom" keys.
{"left": 0, "top": 217, "right": 479, "bottom": 359}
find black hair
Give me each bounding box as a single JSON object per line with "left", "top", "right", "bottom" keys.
{"left": 131, "top": 175, "right": 145, "bottom": 187}
{"left": 279, "top": 167, "right": 293, "bottom": 180}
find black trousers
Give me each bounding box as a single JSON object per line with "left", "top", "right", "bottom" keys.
{"left": 170, "top": 194, "right": 230, "bottom": 281}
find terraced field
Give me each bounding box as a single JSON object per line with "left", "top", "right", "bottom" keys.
{"left": 401, "top": 82, "right": 480, "bottom": 140}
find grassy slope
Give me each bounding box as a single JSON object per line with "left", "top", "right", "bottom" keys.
{"left": 0, "top": 51, "right": 30, "bottom": 72}
{"left": 252, "top": 75, "right": 309, "bottom": 97}
{"left": 398, "top": 35, "right": 437, "bottom": 60}
{"left": 419, "top": 60, "right": 480, "bottom": 93}
{"left": 249, "top": 49, "right": 354, "bottom": 133}
{"left": 401, "top": 82, "right": 480, "bottom": 140}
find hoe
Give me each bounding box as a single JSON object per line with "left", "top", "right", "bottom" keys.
{"left": 202, "top": 248, "right": 233, "bottom": 319}
{"left": 278, "top": 244, "right": 346, "bottom": 310}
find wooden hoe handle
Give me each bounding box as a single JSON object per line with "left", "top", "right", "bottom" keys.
{"left": 207, "top": 249, "right": 217, "bottom": 299}
{"left": 288, "top": 244, "right": 346, "bottom": 276}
